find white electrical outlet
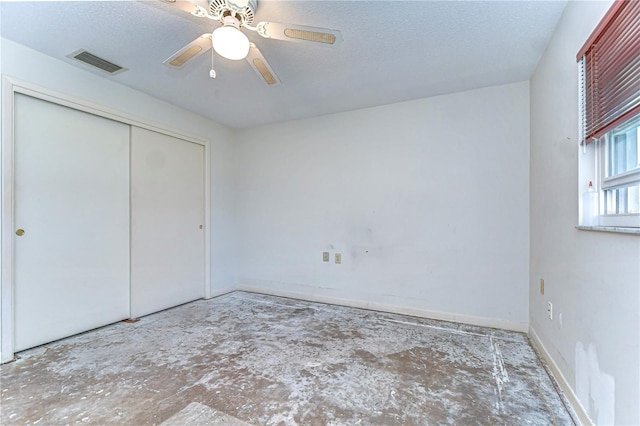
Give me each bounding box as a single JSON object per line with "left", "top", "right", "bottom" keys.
{"left": 547, "top": 301, "right": 553, "bottom": 320}
{"left": 322, "top": 252, "right": 330, "bottom": 262}
{"left": 335, "top": 253, "right": 342, "bottom": 264}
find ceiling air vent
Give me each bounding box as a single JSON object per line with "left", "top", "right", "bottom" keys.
{"left": 67, "top": 49, "right": 127, "bottom": 75}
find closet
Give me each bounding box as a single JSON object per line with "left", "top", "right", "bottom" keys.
{"left": 130, "top": 127, "right": 205, "bottom": 318}
{"left": 12, "top": 94, "right": 205, "bottom": 351}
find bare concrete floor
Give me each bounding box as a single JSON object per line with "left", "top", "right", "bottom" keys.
{"left": 1, "top": 291, "right": 574, "bottom": 425}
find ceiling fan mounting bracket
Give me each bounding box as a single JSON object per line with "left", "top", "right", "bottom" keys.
{"left": 208, "top": 0, "right": 257, "bottom": 26}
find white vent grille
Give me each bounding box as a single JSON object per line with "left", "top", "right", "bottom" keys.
{"left": 67, "top": 50, "right": 127, "bottom": 75}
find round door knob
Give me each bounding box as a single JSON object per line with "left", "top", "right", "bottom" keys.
{"left": 15, "top": 229, "right": 25, "bottom": 236}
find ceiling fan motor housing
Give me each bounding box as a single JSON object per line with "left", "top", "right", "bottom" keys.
{"left": 208, "top": 0, "right": 257, "bottom": 26}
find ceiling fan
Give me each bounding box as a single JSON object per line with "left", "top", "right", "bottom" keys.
{"left": 161, "top": 0, "right": 343, "bottom": 86}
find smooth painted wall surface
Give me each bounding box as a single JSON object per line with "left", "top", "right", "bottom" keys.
{"left": 529, "top": 1, "right": 640, "bottom": 424}
{"left": 235, "top": 82, "right": 530, "bottom": 329}
{"left": 0, "top": 38, "right": 237, "bottom": 294}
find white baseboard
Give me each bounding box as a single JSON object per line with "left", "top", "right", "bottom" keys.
{"left": 206, "top": 286, "right": 236, "bottom": 299}
{"left": 529, "top": 326, "right": 592, "bottom": 426}
{"left": 235, "top": 284, "right": 529, "bottom": 333}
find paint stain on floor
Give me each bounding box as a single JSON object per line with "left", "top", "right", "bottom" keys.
{"left": 0, "top": 292, "right": 574, "bottom": 425}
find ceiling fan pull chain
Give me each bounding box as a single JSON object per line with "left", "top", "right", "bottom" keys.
{"left": 210, "top": 48, "right": 217, "bottom": 79}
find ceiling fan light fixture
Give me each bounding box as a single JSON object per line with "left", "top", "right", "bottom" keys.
{"left": 212, "top": 17, "right": 250, "bottom": 60}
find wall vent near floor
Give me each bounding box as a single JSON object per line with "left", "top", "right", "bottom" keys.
{"left": 67, "top": 49, "right": 127, "bottom": 75}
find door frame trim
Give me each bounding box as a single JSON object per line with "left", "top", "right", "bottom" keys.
{"left": 1, "top": 76, "right": 212, "bottom": 363}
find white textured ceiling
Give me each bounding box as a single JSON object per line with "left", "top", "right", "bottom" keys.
{"left": 0, "top": 0, "right": 567, "bottom": 128}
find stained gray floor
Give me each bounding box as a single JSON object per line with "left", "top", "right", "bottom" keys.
{"left": 1, "top": 291, "right": 574, "bottom": 425}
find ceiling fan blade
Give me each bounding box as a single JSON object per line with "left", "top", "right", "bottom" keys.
{"left": 159, "top": 0, "right": 209, "bottom": 17}
{"left": 246, "top": 43, "right": 281, "bottom": 87}
{"left": 255, "top": 21, "right": 343, "bottom": 47}
{"left": 163, "top": 34, "right": 212, "bottom": 68}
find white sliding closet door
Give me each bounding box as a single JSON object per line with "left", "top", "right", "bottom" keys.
{"left": 130, "top": 127, "right": 205, "bottom": 318}
{"left": 14, "top": 94, "right": 130, "bottom": 352}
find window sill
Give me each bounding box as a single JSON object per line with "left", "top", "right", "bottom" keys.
{"left": 576, "top": 225, "right": 640, "bottom": 235}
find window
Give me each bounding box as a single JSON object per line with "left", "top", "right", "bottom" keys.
{"left": 599, "top": 117, "right": 640, "bottom": 225}
{"left": 578, "top": 0, "right": 640, "bottom": 228}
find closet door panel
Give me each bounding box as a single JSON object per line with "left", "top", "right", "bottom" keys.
{"left": 130, "top": 127, "right": 205, "bottom": 318}
{"left": 14, "top": 94, "right": 130, "bottom": 351}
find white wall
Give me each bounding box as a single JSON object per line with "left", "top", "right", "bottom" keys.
{"left": 529, "top": 1, "right": 640, "bottom": 424}
{"left": 235, "top": 82, "right": 530, "bottom": 330}
{"left": 0, "top": 39, "right": 237, "bottom": 298}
